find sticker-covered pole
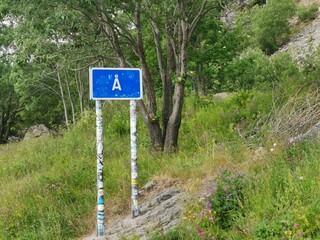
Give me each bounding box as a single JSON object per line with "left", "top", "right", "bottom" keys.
{"left": 130, "top": 100, "right": 139, "bottom": 218}
{"left": 96, "top": 100, "right": 105, "bottom": 236}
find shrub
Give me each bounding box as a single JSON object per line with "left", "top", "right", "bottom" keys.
{"left": 187, "top": 170, "right": 246, "bottom": 239}
{"left": 253, "top": 0, "right": 296, "bottom": 54}
{"left": 221, "top": 48, "right": 299, "bottom": 93}
{"left": 298, "top": 4, "right": 318, "bottom": 22}
{"left": 206, "top": 171, "right": 245, "bottom": 229}
{"left": 222, "top": 48, "right": 275, "bottom": 91}
{"left": 271, "top": 52, "right": 299, "bottom": 81}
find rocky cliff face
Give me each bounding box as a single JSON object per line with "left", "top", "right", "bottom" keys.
{"left": 220, "top": 0, "right": 320, "bottom": 66}
{"left": 279, "top": 8, "right": 320, "bottom": 65}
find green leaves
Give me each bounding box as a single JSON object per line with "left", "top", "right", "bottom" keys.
{"left": 252, "top": 0, "right": 296, "bottom": 54}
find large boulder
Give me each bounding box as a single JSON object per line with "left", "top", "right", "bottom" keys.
{"left": 24, "top": 124, "right": 50, "bottom": 140}
{"left": 213, "top": 92, "right": 230, "bottom": 100}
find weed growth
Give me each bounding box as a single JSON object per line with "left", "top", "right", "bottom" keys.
{"left": 298, "top": 4, "right": 318, "bottom": 22}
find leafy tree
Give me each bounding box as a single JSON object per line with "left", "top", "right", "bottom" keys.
{"left": 1, "top": 0, "right": 223, "bottom": 152}
{"left": 0, "top": 17, "right": 24, "bottom": 142}
{"left": 51, "top": 0, "right": 216, "bottom": 152}
{"left": 189, "top": 13, "right": 242, "bottom": 95}
{"left": 0, "top": 63, "right": 23, "bottom": 142}
{"left": 1, "top": 1, "right": 108, "bottom": 133}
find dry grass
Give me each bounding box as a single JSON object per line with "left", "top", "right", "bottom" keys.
{"left": 269, "top": 86, "right": 320, "bottom": 141}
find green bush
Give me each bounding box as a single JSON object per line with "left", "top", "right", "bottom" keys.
{"left": 207, "top": 171, "right": 245, "bottom": 229}
{"left": 222, "top": 48, "right": 275, "bottom": 91}
{"left": 298, "top": 4, "right": 318, "bottom": 22}
{"left": 234, "top": 6, "right": 260, "bottom": 53}
{"left": 186, "top": 170, "right": 246, "bottom": 239}
{"left": 271, "top": 52, "right": 299, "bottom": 81}
{"left": 253, "top": 0, "right": 296, "bottom": 54}
{"left": 221, "top": 49, "right": 299, "bottom": 92}
{"left": 255, "top": 222, "right": 283, "bottom": 239}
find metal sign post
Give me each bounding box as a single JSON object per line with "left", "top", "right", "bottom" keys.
{"left": 130, "top": 100, "right": 139, "bottom": 218}
{"left": 96, "top": 100, "right": 105, "bottom": 236}
{"left": 90, "top": 68, "right": 142, "bottom": 236}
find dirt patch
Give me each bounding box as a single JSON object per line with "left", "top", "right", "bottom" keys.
{"left": 297, "top": 0, "right": 320, "bottom": 6}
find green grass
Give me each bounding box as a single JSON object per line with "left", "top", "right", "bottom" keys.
{"left": 1, "top": 93, "right": 320, "bottom": 239}
{"left": 0, "top": 98, "right": 245, "bottom": 239}
{"left": 148, "top": 140, "right": 320, "bottom": 240}
{"left": 243, "top": 141, "right": 320, "bottom": 239}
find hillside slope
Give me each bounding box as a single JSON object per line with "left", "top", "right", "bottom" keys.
{"left": 280, "top": 10, "right": 320, "bottom": 64}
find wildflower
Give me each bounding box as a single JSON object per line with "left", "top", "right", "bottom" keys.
{"left": 295, "top": 223, "right": 300, "bottom": 228}
{"left": 196, "top": 227, "right": 206, "bottom": 237}
{"left": 270, "top": 148, "right": 274, "bottom": 152}
{"left": 299, "top": 176, "right": 304, "bottom": 180}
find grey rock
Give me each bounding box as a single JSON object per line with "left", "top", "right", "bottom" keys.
{"left": 138, "top": 180, "right": 156, "bottom": 196}
{"left": 279, "top": 14, "right": 320, "bottom": 66}
{"left": 213, "top": 92, "right": 230, "bottom": 100}
{"left": 8, "top": 136, "right": 20, "bottom": 142}
{"left": 24, "top": 124, "right": 50, "bottom": 140}
{"left": 82, "top": 179, "right": 187, "bottom": 240}
{"left": 104, "top": 187, "right": 187, "bottom": 240}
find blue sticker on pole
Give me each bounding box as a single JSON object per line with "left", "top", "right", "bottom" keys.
{"left": 90, "top": 68, "right": 143, "bottom": 100}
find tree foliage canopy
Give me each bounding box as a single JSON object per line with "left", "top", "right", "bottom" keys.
{"left": 1, "top": 0, "right": 227, "bottom": 151}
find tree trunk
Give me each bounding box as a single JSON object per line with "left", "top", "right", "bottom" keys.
{"left": 195, "top": 64, "right": 205, "bottom": 96}
{"left": 162, "top": 24, "right": 174, "bottom": 139}
{"left": 135, "top": 2, "right": 164, "bottom": 150}
{"left": 136, "top": 100, "right": 163, "bottom": 151}
{"left": 164, "top": 82, "right": 184, "bottom": 152}
{"left": 164, "top": 0, "right": 189, "bottom": 153}
{"left": 57, "top": 70, "right": 69, "bottom": 130}
{"left": 0, "top": 114, "right": 7, "bottom": 143}
{"left": 74, "top": 69, "right": 84, "bottom": 114}
{"left": 64, "top": 70, "right": 76, "bottom": 124}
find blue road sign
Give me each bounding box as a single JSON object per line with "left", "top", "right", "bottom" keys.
{"left": 90, "top": 68, "right": 143, "bottom": 100}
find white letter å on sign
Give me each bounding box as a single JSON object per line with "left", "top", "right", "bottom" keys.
{"left": 112, "top": 74, "right": 122, "bottom": 91}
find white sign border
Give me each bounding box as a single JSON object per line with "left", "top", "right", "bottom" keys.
{"left": 89, "top": 67, "right": 143, "bottom": 100}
